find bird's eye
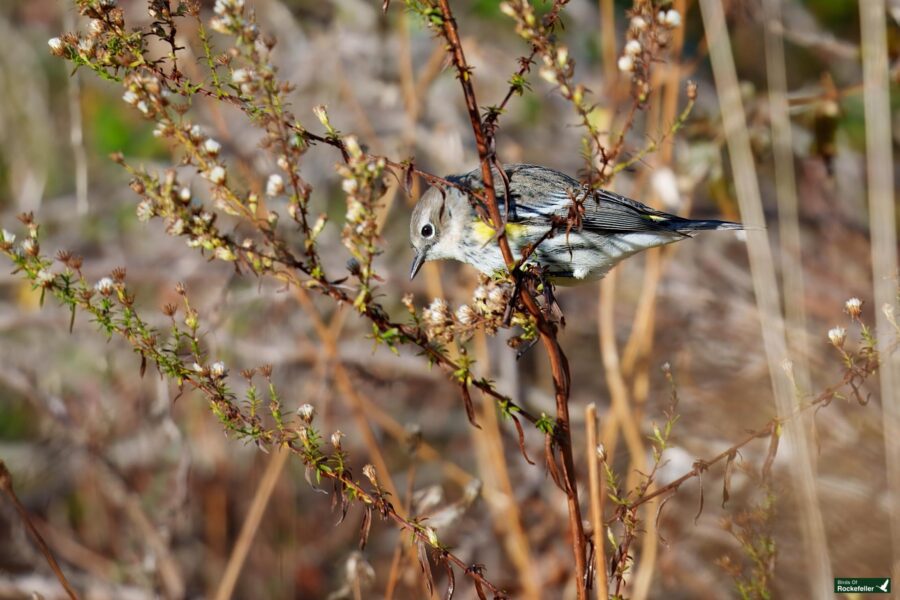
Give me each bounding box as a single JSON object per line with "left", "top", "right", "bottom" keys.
{"left": 420, "top": 223, "right": 435, "bottom": 238}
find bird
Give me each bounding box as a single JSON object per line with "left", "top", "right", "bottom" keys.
{"left": 409, "top": 163, "right": 741, "bottom": 282}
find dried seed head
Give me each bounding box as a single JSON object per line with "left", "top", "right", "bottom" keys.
{"left": 844, "top": 297, "right": 863, "bottom": 319}
{"left": 297, "top": 403, "right": 316, "bottom": 424}
{"left": 331, "top": 430, "right": 344, "bottom": 449}
{"left": 0, "top": 229, "right": 16, "bottom": 248}
{"left": 617, "top": 55, "right": 635, "bottom": 73}
{"left": 48, "top": 37, "right": 66, "bottom": 56}
{"left": 624, "top": 39, "right": 642, "bottom": 57}
{"left": 207, "top": 166, "right": 226, "bottom": 185}
{"left": 828, "top": 326, "right": 846, "bottom": 348}
{"left": 210, "top": 361, "right": 227, "bottom": 379}
{"left": 362, "top": 464, "right": 378, "bottom": 487}
{"left": 663, "top": 9, "right": 682, "bottom": 28}
{"left": 22, "top": 238, "right": 39, "bottom": 257}
{"left": 95, "top": 277, "right": 115, "bottom": 295}
{"left": 203, "top": 138, "right": 222, "bottom": 156}
{"left": 36, "top": 269, "right": 55, "bottom": 287}
{"left": 266, "top": 174, "right": 284, "bottom": 197}
{"left": 424, "top": 526, "right": 439, "bottom": 547}
{"left": 455, "top": 304, "right": 476, "bottom": 326}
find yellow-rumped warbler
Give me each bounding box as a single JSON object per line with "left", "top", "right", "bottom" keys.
{"left": 409, "top": 163, "right": 742, "bottom": 282}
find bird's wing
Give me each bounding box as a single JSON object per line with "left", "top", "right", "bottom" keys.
{"left": 454, "top": 164, "right": 678, "bottom": 233}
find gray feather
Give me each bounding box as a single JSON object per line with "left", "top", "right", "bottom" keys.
{"left": 449, "top": 163, "right": 742, "bottom": 234}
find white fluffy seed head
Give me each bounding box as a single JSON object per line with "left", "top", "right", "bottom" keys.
{"left": 617, "top": 55, "right": 635, "bottom": 73}
{"left": 828, "top": 326, "right": 846, "bottom": 348}
{"left": 265, "top": 174, "right": 284, "bottom": 197}
{"left": 624, "top": 39, "right": 642, "bottom": 57}
{"left": 207, "top": 166, "right": 226, "bottom": 185}
{"left": 844, "top": 297, "right": 863, "bottom": 318}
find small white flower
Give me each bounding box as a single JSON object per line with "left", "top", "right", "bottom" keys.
{"left": 266, "top": 174, "right": 284, "bottom": 197}
{"left": 189, "top": 124, "right": 203, "bottom": 140}
{"left": 539, "top": 66, "right": 557, "bottom": 85}
{"left": 312, "top": 104, "right": 330, "bottom": 127}
{"left": 499, "top": 2, "right": 516, "bottom": 18}
{"left": 21, "top": 238, "right": 37, "bottom": 255}
{"left": 232, "top": 68, "right": 252, "bottom": 84}
{"left": 95, "top": 277, "right": 115, "bottom": 294}
{"left": 136, "top": 200, "right": 154, "bottom": 222}
{"left": 47, "top": 37, "right": 65, "bottom": 55}
{"left": 192, "top": 362, "right": 204, "bottom": 372}
{"left": 630, "top": 16, "right": 647, "bottom": 31}
{"left": 215, "top": 246, "right": 236, "bottom": 261}
{"left": 346, "top": 200, "right": 364, "bottom": 222}
{"left": 845, "top": 297, "right": 863, "bottom": 318}
{"left": 207, "top": 166, "right": 226, "bottom": 185}
{"left": 617, "top": 55, "right": 635, "bottom": 73}
{"left": 170, "top": 218, "right": 185, "bottom": 235}
{"left": 210, "top": 361, "right": 226, "bottom": 378}
{"left": 487, "top": 286, "right": 507, "bottom": 306}
{"left": 1, "top": 229, "right": 15, "bottom": 244}
{"left": 298, "top": 403, "right": 316, "bottom": 423}
{"left": 455, "top": 304, "right": 476, "bottom": 325}
{"left": 424, "top": 526, "right": 439, "bottom": 547}
{"left": 277, "top": 155, "right": 290, "bottom": 171}
{"left": 331, "top": 430, "right": 344, "bottom": 448}
{"left": 122, "top": 90, "right": 139, "bottom": 106}
{"left": 664, "top": 9, "right": 682, "bottom": 28}
{"left": 624, "top": 39, "right": 642, "bottom": 57}
{"left": 427, "top": 297, "right": 449, "bottom": 316}
{"left": 209, "top": 16, "right": 229, "bottom": 34}
{"left": 203, "top": 138, "right": 222, "bottom": 156}
{"left": 179, "top": 187, "right": 192, "bottom": 202}
{"left": 36, "top": 270, "right": 54, "bottom": 286}
{"left": 77, "top": 38, "right": 94, "bottom": 54}
{"left": 136, "top": 100, "right": 150, "bottom": 115}
{"left": 828, "top": 326, "right": 846, "bottom": 348}
{"left": 344, "top": 136, "right": 361, "bottom": 158}
{"left": 341, "top": 178, "right": 358, "bottom": 195}
{"left": 89, "top": 19, "right": 105, "bottom": 34}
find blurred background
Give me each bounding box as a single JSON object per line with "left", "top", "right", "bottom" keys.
{"left": 0, "top": 0, "right": 897, "bottom": 598}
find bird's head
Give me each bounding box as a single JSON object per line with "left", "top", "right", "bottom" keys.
{"left": 408, "top": 186, "right": 467, "bottom": 280}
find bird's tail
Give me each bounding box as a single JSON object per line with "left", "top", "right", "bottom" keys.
{"left": 673, "top": 218, "right": 743, "bottom": 232}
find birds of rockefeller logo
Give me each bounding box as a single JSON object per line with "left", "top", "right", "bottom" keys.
{"left": 833, "top": 578, "right": 891, "bottom": 594}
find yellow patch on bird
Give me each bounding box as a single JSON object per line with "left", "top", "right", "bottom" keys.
{"left": 471, "top": 220, "right": 531, "bottom": 244}
{"left": 646, "top": 214, "right": 667, "bottom": 222}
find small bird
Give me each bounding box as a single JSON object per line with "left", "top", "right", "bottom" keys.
{"left": 409, "top": 164, "right": 741, "bottom": 282}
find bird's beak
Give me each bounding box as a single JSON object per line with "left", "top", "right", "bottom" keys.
{"left": 409, "top": 250, "right": 426, "bottom": 280}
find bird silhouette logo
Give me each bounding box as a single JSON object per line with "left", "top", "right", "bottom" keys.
{"left": 877, "top": 579, "right": 890, "bottom": 592}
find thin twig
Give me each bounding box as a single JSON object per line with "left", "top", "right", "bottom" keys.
{"left": 0, "top": 460, "right": 80, "bottom": 600}
{"left": 585, "top": 404, "right": 609, "bottom": 600}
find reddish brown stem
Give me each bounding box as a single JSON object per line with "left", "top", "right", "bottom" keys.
{"left": 433, "top": 1, "right": 587, "bottom": 596}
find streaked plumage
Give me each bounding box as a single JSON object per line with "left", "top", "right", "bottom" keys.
{"left": 409, "top": 164, "right": 741, "bottom": 282}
